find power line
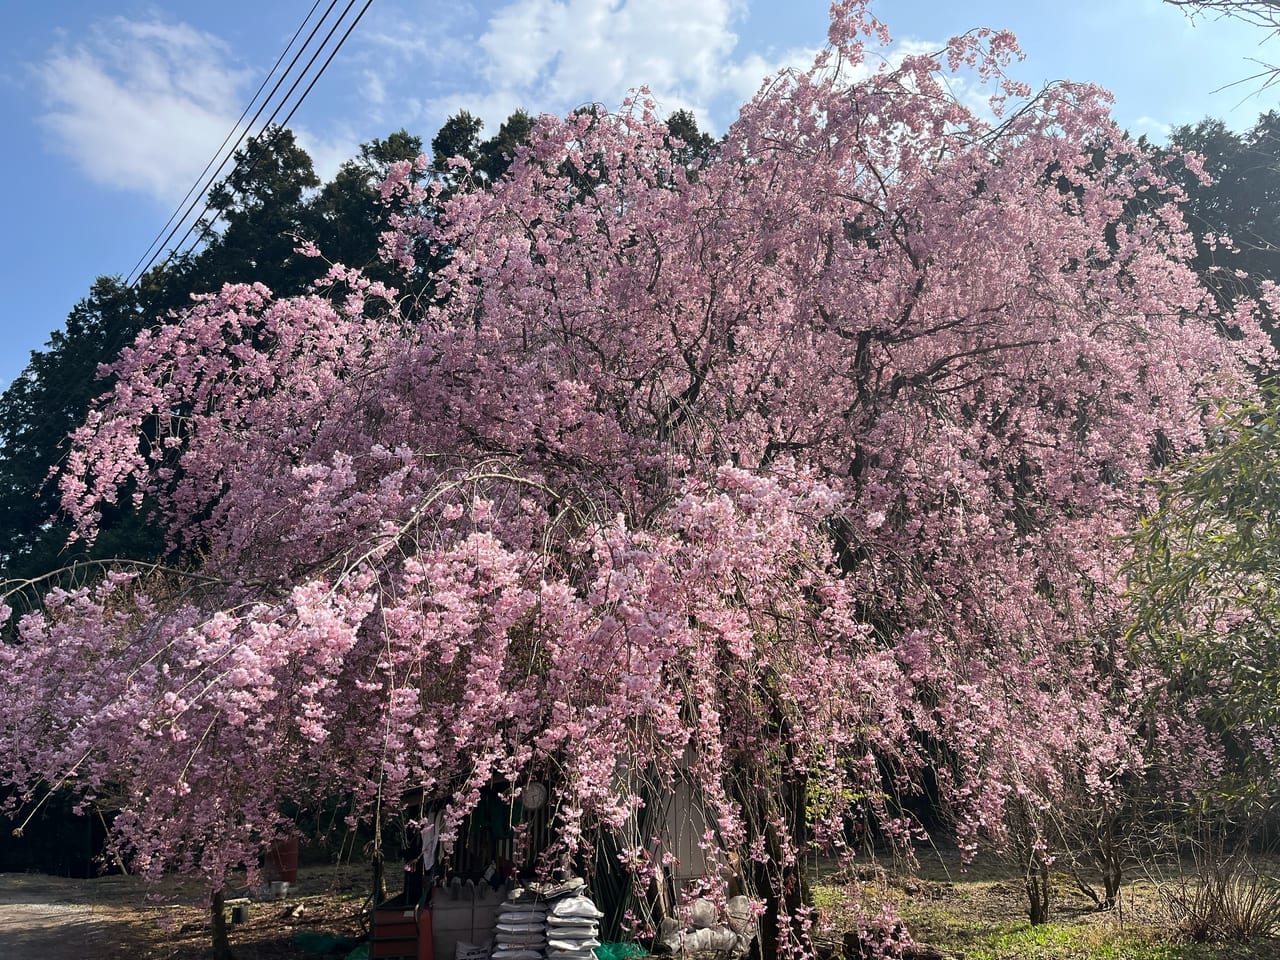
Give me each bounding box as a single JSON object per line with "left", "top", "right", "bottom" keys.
{"left": 276, "top": 2, "right": 375, "bottom": 137}
{"left": 140, "top": 0, "right": 371, "bottom": 284}
{"left": 124, "top": 0, "right": 330, "bottom": 287}
{"left": 128, "top": 0, "right": 374, "bottom": 287}
{"left": 127, "top": 0, "right": 354, "bottom": 286}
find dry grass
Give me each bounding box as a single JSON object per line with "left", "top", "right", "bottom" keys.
{"left": 810, "top": 848, "right": 1280, "bottom": 960}
{"left": 5, "top": 851, "right": 1278, "bottom": 960}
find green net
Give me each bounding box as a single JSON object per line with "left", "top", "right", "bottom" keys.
{"left": 594, "top": 942, "right": 647, "bottom": 960}
{"left": 290, "top": 930, "right": 360, "bottom": 955}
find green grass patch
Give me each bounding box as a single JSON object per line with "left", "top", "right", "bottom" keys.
{"left": 810, "top": 853, "right": 1279, "bottom": 960}
{"left": 922, "top": 917, "right": 1277, "bottom": 960}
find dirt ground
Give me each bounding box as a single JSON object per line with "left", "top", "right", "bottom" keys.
{"left": 0, "top": 865, "right": 369, "bottom": 960}
{"left": 5, "top": 852, "right": 1277, "bottom": 960}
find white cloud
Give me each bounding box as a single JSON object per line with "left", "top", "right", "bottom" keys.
{"left": 469, "top": 0, "right": 790, "bottom": 128}
{"left": 36, "top": 17, "right": 255, "bottom": 205}
{"left": 360, "top": 0, "right": 481, "bottom": 70}
{"left": 717, "top": 49, "right": 820, "bottom": 111}
{"left": 368, "top": 0, "right": 818, "bottom": 137}
{"left": 361, "top": 69, "right": 388, "bottom": 107}
{"left": 378, "top": 0, "right": 1009, "bottom": 148}
{"left": 1134, "top": 115, "right": 1173, "bottom": 140}
{"left": 294, "top": 125, "right": 362, "bottom": 184}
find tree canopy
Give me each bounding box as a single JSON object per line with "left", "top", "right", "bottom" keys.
{"left": 1, "top": 3, "right": 1274, "bottom": 956}
{"left": 0, "top": 128, "right": 356, "bottom": 596}
{"left": 1126, "top": 381, "right": 1280, "bottom": 795}
{"left": 0, "top": 107, "right": 707, "bottom": 608}
{"left": 1163, "top": 113, "right": 1280, "bottom": 316}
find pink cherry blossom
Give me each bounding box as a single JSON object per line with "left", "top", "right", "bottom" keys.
{"left": 1, "top": 2, "right": 1267, "bottom": 955}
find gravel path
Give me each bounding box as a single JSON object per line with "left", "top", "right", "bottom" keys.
{"left": 0, "top": 875, "right": 154, "bottom": 960}
{"left": 0, "top": 898, "right": 116, "bottom": 959}
{"left": 0, "top": 866, "right": 368, "bottom": 959}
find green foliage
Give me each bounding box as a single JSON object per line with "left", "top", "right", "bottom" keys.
{"left": 477, "top": 109, "right": 534, "bottom": 183}
{"left": 430, "top": 109, "right": 485, "bottom": 178}
{"left": 0, "top": 126, "right": 431, "bottom": 601}
{"left": 305, "top": 129, "right": 425, "bottom": 284}
{"left": 0, "top": 110, "right": 542, "bottom": 614}
{"left": 960, "top": 921, "right": 1259, "bottom": 960}
{"left": 1162, "top": 113, "right": 1280, "bottom": 324}
{"left": 0, "top": 277, "right": 167, "bottom": 601}
{"left": 1126, "top": 384, "right": 1280, "bottom": 780}
{"left": 664, "top": 108, "right": 715, "bottom": 169}
{"left": 431, "top": 109, "right": 539, "bottom": 187}
{"left": 820, "top": 867, "right": 1280, "bottom": 960}
{"left": 200, "top": 126, "right": 322, "bottom": 295}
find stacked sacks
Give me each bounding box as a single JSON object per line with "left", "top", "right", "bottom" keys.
{"left": 725, "top": 896, "right": 757, "bottom": 957}
{"left": 545, "top": 895, "right": 603, "bottom": 960}
{"left": 493, "top": 894, "right": 548, "bottom": 960}
{"left": 657, "top": 896, "right": 756, "bottom": 957}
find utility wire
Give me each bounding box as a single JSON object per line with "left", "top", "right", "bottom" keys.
{"left": 138, "top": 0, "right": 369, "bottom": 284}
{"left": 127, "top": 0, "right": 351, "bottom": 286}
{"left": 129, "top": 0, "right": 373, "bottom": 287}
{"left": 124, "top": 0, "right": 329, "bottom": 287}
{"left": 275, "top": 2, "right": 375, "bottom": 136}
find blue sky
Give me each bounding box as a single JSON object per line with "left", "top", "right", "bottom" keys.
{"left": 1, "top": 0, "right": 1275, "bottom": 390}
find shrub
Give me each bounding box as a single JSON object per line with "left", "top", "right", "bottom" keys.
{"left": 1156, "top": 849, "right": 1280, "bottom": 942}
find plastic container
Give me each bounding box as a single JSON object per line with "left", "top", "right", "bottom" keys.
{"left": 373, "top": 893, "right": 433, "bottom": 960}
{"left": 430, "top": 882, "right": 474, "bottom": 960}
{"left": 266, "top": 836, "right": 300, "bottom": 884}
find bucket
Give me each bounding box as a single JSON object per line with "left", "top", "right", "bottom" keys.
{"left": 266, "top": 836, "right": 300, "bottom": 884}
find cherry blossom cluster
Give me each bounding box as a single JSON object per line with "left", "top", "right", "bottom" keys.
{"left": 1, "top": 1, "right": 1268, "bottom": 953}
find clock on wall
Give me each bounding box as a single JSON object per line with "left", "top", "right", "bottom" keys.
{"left": 521, "top": 780, "right": 548, "bottom": 811}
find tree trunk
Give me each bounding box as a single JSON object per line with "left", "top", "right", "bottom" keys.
{"left": 211, "top": 888, "right": 235, "bottom": 960}
{"left": 1026, "top": 854, "right": 1051, "bottom": 925}
{"left": 372, "top": 841, "right": 388, "bottom": 904}
{"left": 1099, "top": 806, "right": 1122, "bottom": 910}
{"left": 748, "top": 851, "right": 809, "bottom": 960}
{"left": 1101, "top": 856, "right": 1122, "bottom": 910}
{"left": 367, "top": 802, "right": 390, "bottom": 915}
{"left": 745, "top": 709, "right": 813, "bottom": 960}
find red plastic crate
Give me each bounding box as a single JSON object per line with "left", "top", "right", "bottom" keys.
{"left": 372, "top": 896, "right": 433, "bottom": 960}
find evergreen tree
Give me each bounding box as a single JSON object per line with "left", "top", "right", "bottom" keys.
{"left": 306, "top": 130, "right": 425, "bottom": 283}
{"left": 476, "top": 109, "right": 535, "bottom": 183}
{"left": 195, "top": 126, "right": 322, "bottom": 295}
{"left": 0, "top": 128, "right": 440, "bottom": 602}
{"left": 1169, "top": 113, "right": 1280, "bottom": 305}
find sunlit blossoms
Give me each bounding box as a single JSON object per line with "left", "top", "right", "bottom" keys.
{"left": 1, "top": 2, "right": 1271, "bottom": 956}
